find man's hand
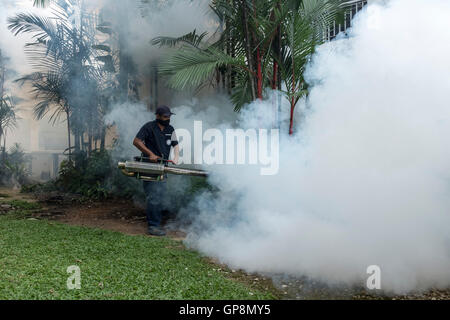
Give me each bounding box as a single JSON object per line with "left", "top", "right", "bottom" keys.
{"left": 133, "top": 137, "right": 160, "bottom": 162}
{"left": 148, "top": 153, "right": 159, "bottom": 162}
{"left": 172, "top": 157, "right": 179, "bottom": 165}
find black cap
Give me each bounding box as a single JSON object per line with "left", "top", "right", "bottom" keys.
{"left": 155, "top": 105, "right": 175, "bottom": 117}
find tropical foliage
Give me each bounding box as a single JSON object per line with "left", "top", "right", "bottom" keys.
{"left": 154, "top": 0, "right": 357, "bottom": 134}
{"left": 0, "top": 95, "right": 18, "bottom": 158}
{"left": 10, "top": 0, "right": 117, "bottom": 163}
{"left": 4, "top": 0, "right": 362, "bottom": 196}
{"left": 0, "top": 50, "right": 19, "bottom": 159}
{"left": 0, "top": 143, "right": 31, "bottom": 186}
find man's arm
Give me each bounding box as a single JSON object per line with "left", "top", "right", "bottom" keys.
{"left": 133, "top": 137, "right": 159, "bottom": 161}
{"left": 170, "top": 130, "right": 179, "bottom": 165}
{"left": 172, "top": 144, "right": 180, "bottom": 165}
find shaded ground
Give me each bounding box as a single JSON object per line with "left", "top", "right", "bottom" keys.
{"left": 1, "top": 188, "right": 183, "bottom": 238}
{"left": 1, "top": 187, "right": 449, "bottom": 300}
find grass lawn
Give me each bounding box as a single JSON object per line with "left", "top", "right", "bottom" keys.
{"left": 0, "top": 200, "right": 274, "bottom": 300}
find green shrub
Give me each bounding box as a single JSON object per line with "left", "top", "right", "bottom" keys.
{"left": 20, "top": 180, "right": 57, "bottom": 194}
{"left": 20, "top": 147, "right": 214, "bottom": 210}
{"left": 52, "top": 149, "right": 142, "bottom": 199}
{"left": 0, "top": 143, "right": 31, "bottom": 186}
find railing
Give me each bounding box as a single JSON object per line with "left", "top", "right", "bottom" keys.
{"left": 325, "top": 0, "right": 368, "bottom": 41}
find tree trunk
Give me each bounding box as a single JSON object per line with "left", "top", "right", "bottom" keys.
{"left": 3, "top": 133, "right": 6, "bottom": 157}
{"left": 88, "top": 131, "right": 92, "bottom": 156}
{"left": 100, "top": 126, "right": 105, "bottom": 151}
{"left": 289, "top": 40, "right": 296, "bottom": 135}
{"left": 241, "top": 0, "right": 257, "bottom": 101}
{"left": 272, "top": 60, "right": 278, "bottom": 128}
{"left": 66, "top": 110, "right": 72, "bottom": 161}
{"left": 0, "top": 129, "right": 3, "bottom": 160}
{"left": 275, "top": 2, "right": 282, "bottom": 129}
{"left": 118, "top": 26, "right": 132, "bottom": 102}
{"left": 226, "top": 11, "right": 232, "bottom": 95}
{"left": 74, "top": 130, "right": 80, "bottom": 154}
{"left": 252, "top": 0, "right": 262, "bottom": 100}
{"left": 0, "top": 131, "right": 3, "bottom": 161}
{"left": 256, "top": 48, "right": 262, "bottom": 99}
{"left": 289, "top": 96, "right": 295, "bottom": 135}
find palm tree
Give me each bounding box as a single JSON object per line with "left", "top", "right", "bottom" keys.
{"left": 152, "top": 0, "right": 276, "bottom": 108}
{"left": 0, "top": 95, "right": 18, "bottom": 160}
{"left": 153, "top": 0, "right": 355, "bottom": 134}
{"left": 0, "top": 49, "right": 18, "bottom": 160}
{"left": 276, "top": 0, "right": 350, "bottom": 134}
{"left": 9, "top": 0, "right": 105, "bottom": 161}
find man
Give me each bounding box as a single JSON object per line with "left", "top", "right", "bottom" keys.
{"left": 133, "top": 105, "right": 180, "bottom": 236}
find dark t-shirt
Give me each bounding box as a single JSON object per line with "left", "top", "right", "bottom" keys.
{"left": 135, "top": 120, "right": 178, "bottom": 160}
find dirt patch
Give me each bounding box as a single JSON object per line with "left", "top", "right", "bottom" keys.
{"left": 0, "top": 187, "right": 38, "bottom": 202}
{"left": 1, "top": 187, "right": 185, "bottom": 240}
{"left": 34, "top": 196, "right": 187, "bottom": 241}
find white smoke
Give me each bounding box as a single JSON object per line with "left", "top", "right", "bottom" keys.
{"left": 100, "top": 0, "right": 217, "bottom": 68}
{"left": 182, "top": 0, "right": 450, "bottom": 294}
{"left": 0, "top": 0, "right": 38, "bottom": 75}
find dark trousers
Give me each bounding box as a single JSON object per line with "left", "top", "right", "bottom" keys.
{"left": 143, "top": 180, "right": 166, "bottom": 228}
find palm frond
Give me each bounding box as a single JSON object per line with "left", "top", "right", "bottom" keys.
{"left": 33, "top": 0, "right": 51, "bottom": 8}
{"left": 152, "top": 29, "right": 209, "bottom": 49}
{"left": 0, "top": 95, "right": 18, "bottom": 134}
{"left": 159, "top": 47, "right": 246, "bottom": 91}
{"left": 8, "top": 13, "right": 57, "bottom": 43}
{"left": 231, "top": 73, "right": 253, "bottom": 111}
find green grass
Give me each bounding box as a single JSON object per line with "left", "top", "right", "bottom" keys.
{"left": 0, "top": 210, "right": 273, "bottom": 300}
{"left": 0, "top": 199, "right": 41, "bottom": 210}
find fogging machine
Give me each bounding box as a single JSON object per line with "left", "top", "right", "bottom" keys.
{"left": 118, "top": 156, "right": 209, "bottom": 181}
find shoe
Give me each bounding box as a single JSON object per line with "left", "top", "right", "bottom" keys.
{"left": 148, "top": 226, "right": 166, "bottom": 236}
